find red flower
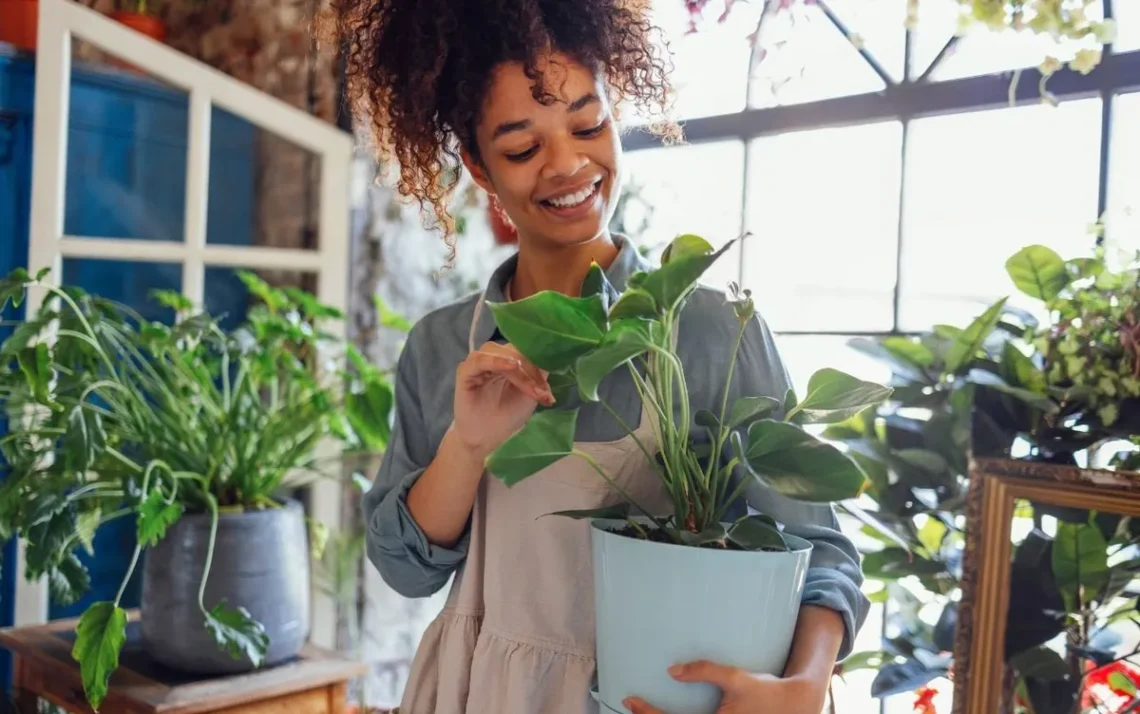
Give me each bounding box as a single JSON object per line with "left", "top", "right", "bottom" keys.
{"left": 1084, "top": 660, "right": 1140, "bottom": 713}
{"left": 913, "top": 686, "right": 937, "bottom": 714}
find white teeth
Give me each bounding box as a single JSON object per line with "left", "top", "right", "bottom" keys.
{"left": 547, "top": 181, "right": 598, "bottom": 208}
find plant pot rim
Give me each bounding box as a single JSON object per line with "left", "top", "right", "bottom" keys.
{"left": 590, "top": 517, "right": 814, "bottom": 556}
{"left": 179, "top": 497, "right": 304, "bottom": 523}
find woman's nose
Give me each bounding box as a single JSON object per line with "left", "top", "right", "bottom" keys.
{"left": 542, "top": 135, "right": 589, "bottom": 179}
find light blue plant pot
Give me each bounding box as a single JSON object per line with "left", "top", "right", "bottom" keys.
{"left": 590, "top": 519, "right": 812, "bottom": 714}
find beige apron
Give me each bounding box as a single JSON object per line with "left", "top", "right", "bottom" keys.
{"left": 396, "top": 294, "right": 671, "bottom": 714}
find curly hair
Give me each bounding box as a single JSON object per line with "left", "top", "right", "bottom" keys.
{"left": 330, "top": 0, "right": 679, "bottom": 259}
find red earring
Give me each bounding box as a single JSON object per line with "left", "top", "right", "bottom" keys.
{"left": 487, "top": 193, "right": 519, "bottom": 246}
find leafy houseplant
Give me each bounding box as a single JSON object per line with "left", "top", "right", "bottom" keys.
{"left": 0, "top": 268, "right": 394, "bottom": 711}
{"left": 480, "top": 234, "right": 893, "bottom": 713}
{"left": 838, "top": 241, "right": 1140, "bottom": 713}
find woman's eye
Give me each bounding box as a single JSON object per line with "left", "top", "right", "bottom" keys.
{"left": 575, "top": 122, "right": 607, "bottom": 138}
{"left": 505, "top": 146, "right": 539, "bottom": 163}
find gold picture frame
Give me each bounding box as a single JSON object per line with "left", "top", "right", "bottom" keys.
{"left": 952, "top": 456, "right": 1140, "bottom": 714}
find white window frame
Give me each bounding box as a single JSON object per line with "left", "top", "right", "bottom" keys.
{"left": 18, "top": 0, "right": 354, "bottom": 648}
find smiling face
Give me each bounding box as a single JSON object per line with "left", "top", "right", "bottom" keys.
{"left": 463, "top": 53, "right": 623, "bottom": 250}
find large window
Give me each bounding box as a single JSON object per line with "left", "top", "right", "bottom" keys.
{"left": 622, "top": 2, "right": 1140, "bottom": 712}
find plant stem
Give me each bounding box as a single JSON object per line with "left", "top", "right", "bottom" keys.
{"left": 598, "top": 396, "right": 661, "bottom": 478}
{"left": 114, "top": 543, "right": 144, "bottom": 607}
{"left": 572, "top": 449, "right": 670, "bottom": 534}
{"left": 197, "top": 493, "right": 220, "bottom": 615}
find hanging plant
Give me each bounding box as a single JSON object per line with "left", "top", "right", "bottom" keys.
{"left": 690, "top": 0, "right": 1115, "bottom": 80}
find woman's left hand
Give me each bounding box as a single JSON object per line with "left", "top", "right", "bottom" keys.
{"left": 622, "top": 660, "right": 828, "bottom": 714}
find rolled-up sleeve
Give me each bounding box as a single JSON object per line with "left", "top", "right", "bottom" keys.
{"left": 732, "top": 312, "right": 871, "bottom": 659}
{"left": 362, "top": 332, "right": 469, "bottom": 598}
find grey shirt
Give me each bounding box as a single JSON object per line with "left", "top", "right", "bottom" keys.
{"left": 363, "top": 237, "right": 870, "bottom": 658}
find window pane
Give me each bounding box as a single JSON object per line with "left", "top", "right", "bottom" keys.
{"left": 744, "top": 121, "right": 902, "bottom": 333}
{"left": 621, "top": 140, "right": 745, "bottom": 292}
{"left": 908, "top": 0, "right": 957, "bottom": 79}
{"left": 61, "top": 258, "right": 182, "bottom": 324}
{"left": 1116, "top": 1, "right": 1140, "bottom": 51}
{"left": 901, "top": 100, "right": 1102, "bottom": 331}
{"left": 930, "top": 2, "right": 1105, "bottom": 81}
{"left": 749, "top": 2, "right": 887, "bottom": 108}
{"left": 773, "top": 335, "right": 894, "bottom": 401}
{"left": 821, "top": 0, "right": 908, "bottom": 81}
{"left": 1106, "top": 91, "right": 1140, "bottom": 247}
{"left": 629, "top": 1, "right": 754, "bottom": 121}
{"left": 204, "top": 267, "right": 317, "bottom": 332}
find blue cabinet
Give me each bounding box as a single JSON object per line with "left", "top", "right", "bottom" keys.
{"left": 0, "top": 51, "right": 259, "bottom": 686}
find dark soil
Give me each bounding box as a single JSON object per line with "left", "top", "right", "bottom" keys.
{"left": 612, "top": 525, "right": 746, "bottom": 551}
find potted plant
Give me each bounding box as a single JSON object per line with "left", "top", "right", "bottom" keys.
{"left": 480, "top": 233, "right": 893, "bottom": 714}
{"left": 0, "top": 268, "right": 395, "bottom": 711}
{"left": 0, "top": 0, "right": 39, "bottom": 51}
{"left": 109, "top": 0, "right": 165, "bottom": 42}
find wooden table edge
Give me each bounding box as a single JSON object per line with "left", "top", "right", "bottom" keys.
{"left": 0, "top": 618, "right": 370, "bottom": 714}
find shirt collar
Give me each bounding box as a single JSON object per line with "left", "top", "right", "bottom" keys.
{"left": 472, "top": 235, "right": 653, "bottom": 347}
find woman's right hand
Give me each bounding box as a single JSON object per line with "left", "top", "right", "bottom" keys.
{"left": 451, "top": 341, "right": 555, "bottom": 460}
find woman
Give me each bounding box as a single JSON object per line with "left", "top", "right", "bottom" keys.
{"left": 335, "top": 1, "right": 869, "bottom": 712}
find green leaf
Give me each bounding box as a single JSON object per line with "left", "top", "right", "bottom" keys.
{"left": 374, "top": 294, "right": 413, "bottom": 333}
{"left": 1006, "top": 245, "right": 1069, "bottom": 300}
{"left": 580, "top": 263, "right": 618, "bottom": 313}
{"left": 917, "top": 517, "right": 947, "bottom": 556}
{"left": 1052, "top": 520, "right": 1109, "bottom": 612}
{"left": 1000, "top": 341, "right": 1045, "bottom": 391}
{"left": 861, "top": 548, "right": 944, "bottom": 580}
{"left": 204, "top": 602, "right": 270, "bottom": 667}
{"left": 345, "top": 379, "right": 394, "bottom": 451}
{"left": 641, "top": 239, "right": 735, "bottom": 312}
{"left": 728, "top": 396, "right": 780, "bottom": 430}
{"left": 72, "top": 602, "right": 128, "bottom": 711}
{"left": 893, "top": 449, "right": 951, "bottom": 489}
{"left": 840, "top": 650, "right": 889, "bottom": 672}
{"left": 17, "top": 343, "right": 54, "bottom": 405}
{"left": 137, "top": 490, "right": 183, "bottom": 548}
{"left": 695, "top": 409, "right": 720, "bottom": 429}
{"left": 576, "top": 320, "right": 663, "bottom": 401}
{"left": 741, "top": 420, "right": 868, "bottom": 502}
{"left": 25, "top": 504, "right": 76, "bottom": 578}
{"left": 546, "top": 503, "right": 631, "bottom": 520}
{"left": 945, "top": 298, "right": 1008, "bottom": 374}
{"left": 309, "top": 519, "right": 330, "bottom": 559}
{"left": 608, "top": 288, "right": 659, "bottom": 321}
{"left": 785, "top": 368, "right": 893, "bottom": 425}
{"left": 660, "top": 234, "right": 714, "bottom": 264}
{"left": 966, "top": 369, "right": 1058, "bottom": 413}
{"left": 1009, "top": 645, "right": 1068, "bottom": 680}
{"left": 1110, "top": 671, "right": 1140, "bottom": 696}
{"left": 0, "top": 268, "right": 30, "bottom": 311}
{"left": 487, "top": 293, "right": 606, "bottom": 371}
{"left": 486, "top": 409, "right": 579, "bottom": 486}
{"left": 679, "top": 523, "right": 728, "bottom": 547}
{"left": 880, "top": 336, "right": 935, "bottom": 369}
{"left": 76, "top": 507, "right": 101, "bottom": 556}
{"left": 543, "top": 370, "right": 578, "bottom": 409}
{"left": 49, "top": 552, "right": 90, "bottom": 607}
{"left": 728, "top": 514, "right": 788, "bottom": 551}
{"left": 64, "top": 407, "right": 107, "bottom": 474}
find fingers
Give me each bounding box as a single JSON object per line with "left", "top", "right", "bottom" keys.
{"left": 622, "top": 698, "right": 665, "bottom": 714}
{"left": 669, "top": 660, "right": 745, "bottom": 690}
{"left": 461, "top": 350, "right": 553, "bottom": 405}
{"left": 479, "top": 342, "right": 550, "bottom": 390}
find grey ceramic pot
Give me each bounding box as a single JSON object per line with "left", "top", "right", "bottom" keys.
{"left": 140, "top": 499, "right": 311, "bottom": 675}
